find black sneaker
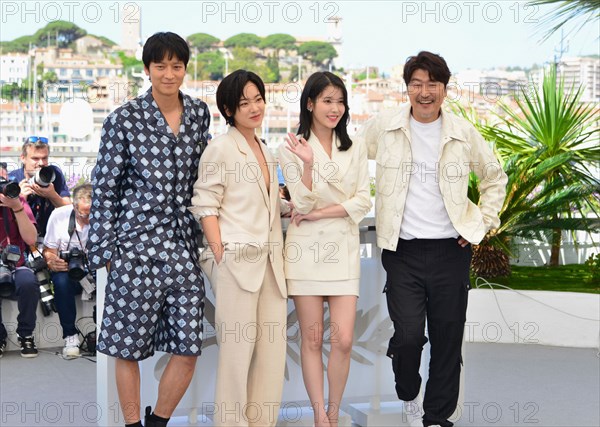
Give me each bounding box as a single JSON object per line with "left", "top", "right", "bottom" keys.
{"left": 18, "top": 336, "right": 38, "bottom": 358}
{"left": 0, "top": 340, "right": 6, "bottom": 358}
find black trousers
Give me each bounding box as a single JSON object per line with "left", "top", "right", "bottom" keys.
{"left": 0, "top": 267, "right": 40, "bottom": 342}
{"left": 382, "top": 238, "right": 471, "bottom": 426}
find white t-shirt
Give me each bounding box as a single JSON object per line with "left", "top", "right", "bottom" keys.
{"left": 400, "top": 115, "right": 459, "bottom": 240}
{"left": 43, "top": 205, "right": 90, "bottom": 252}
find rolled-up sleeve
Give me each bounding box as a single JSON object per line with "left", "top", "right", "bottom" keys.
{"left": 189, "top": 143, "right": 225, "bottom": 220}
{"left": 278, "top": 144, "right": 319, "bottom": 214}
{"left": 340, "top": 142, "right": 373, "bottom": 225}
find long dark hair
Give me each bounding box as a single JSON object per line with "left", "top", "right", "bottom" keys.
{"left": 298, "top": 72, "right": 352, "bottom": 151}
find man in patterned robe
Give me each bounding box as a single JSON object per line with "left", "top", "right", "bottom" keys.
{"left": 87, "top": 32, "right": 210, "bottom": 427}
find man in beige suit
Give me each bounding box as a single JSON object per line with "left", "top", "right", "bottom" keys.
{"left": 190, "top": 70, "right": 289, "bottom": 427}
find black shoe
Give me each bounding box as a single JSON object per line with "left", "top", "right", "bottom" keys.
{"left": 18, "top": 335, "right": 38, "bottom": 358}
{"left": 0, "top": 340, "right": 6, "bottom": 358}
{"left": 144, "top": 406, "right": 169, "bottom": 427}
{"left": 424, "top": 419, "right": 453, "bottom": 427}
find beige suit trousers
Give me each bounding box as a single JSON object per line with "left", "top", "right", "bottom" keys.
{"left": 213, "top": 261, "right": 287, "bottom": 427}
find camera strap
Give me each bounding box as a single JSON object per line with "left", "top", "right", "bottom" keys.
{"left": 68, "top": 208, "right": 92, "bottom": 274}
{"left": 68, "top": 209, "right": 76, "bottom": 237}
{"left": 2, "top": 207, "right": 12, "bottom": 246}
{"left": 65, "top": 209, "right": 75, "bottom": 249}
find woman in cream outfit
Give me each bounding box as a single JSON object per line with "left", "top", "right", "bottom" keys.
{"left": 278, "top": 72, "right": 372, "bottom": 427}
{"left": 190, "top": 70, "right": 289, "bottom": 427}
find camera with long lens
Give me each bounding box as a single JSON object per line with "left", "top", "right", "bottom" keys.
{"left": 0, "top": 245, "right": 21, "bottom": 297}
{"left": 26, "top": 252, "right": 56, "bottom": 317}
{"left": 0, "top": 178, "right": 21, "bottom": 199}
{"left": 59, "top": 247, "right": 88, "bottom": 281}
{"left": 28, "top": 166, "right": 56, "bottom": 188}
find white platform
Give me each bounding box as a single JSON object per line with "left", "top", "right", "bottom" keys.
{"left": 92, "top": 227, "right": 600, "bottom": 426}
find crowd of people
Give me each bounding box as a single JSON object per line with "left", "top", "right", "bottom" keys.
{"left": 0, "top": 31, "right": 507, "bottom": 427}
{"left": 0, "top": 135, "right": 93, "bottom": 360}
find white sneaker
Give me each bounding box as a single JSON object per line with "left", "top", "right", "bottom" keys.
{"left": 63, "top": 334, "right": 80, "bottom": 358}
{"left": 404, "top": 396, "right": 424, "bottom": 427}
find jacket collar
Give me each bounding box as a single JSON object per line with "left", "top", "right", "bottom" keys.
{"left": 384, "top": 102, "right": 469, "bottom": 144}
{"left": 141, "top": 88, "right": 188, "bottom": 138}
{"left": 227, "top": 127, "right": 276, "bottom": 214}
{"left": 308, "top": 133, "right": 352, "bottom": 197}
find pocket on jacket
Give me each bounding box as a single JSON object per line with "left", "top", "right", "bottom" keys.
{"left": 376, "top": 160, "right": 401, "bottom": 196}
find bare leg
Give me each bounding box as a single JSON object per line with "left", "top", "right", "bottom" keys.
{"left": 115, "top": 358, "right": 141, "bottom": 424}
{"left": 294, "top": 296, "right": 330, "bottom": 427}
{"left": 154, "top": 355, "right": 199, "bottom": 418}
{"left": 326, "top": 296, "right": 357, "bottom": 427}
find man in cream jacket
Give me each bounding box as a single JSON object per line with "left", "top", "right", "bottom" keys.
{"left": 357, "top": 51, "right": 507, "bottom": 427}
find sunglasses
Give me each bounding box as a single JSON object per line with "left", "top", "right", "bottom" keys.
{"left": 26, "top": 136, "right": 49, "bottom": 144}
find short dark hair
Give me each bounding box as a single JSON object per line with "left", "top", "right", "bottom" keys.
{"left": 298, "top": 72, "right": 352, "bottom": 151}
{"left": 403, "top": 51, "right": 451, "bottom": 87}
{"left": 216, "top": 70, "right": 266, "bottom": 126}
{"left": 142, "top": 32, "right": 190, "bottom": 69}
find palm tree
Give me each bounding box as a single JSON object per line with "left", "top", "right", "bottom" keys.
{"left": 454, "top": 64, "right": 600, "bottom": 276}
{"left": 529, "top": 0, "right": 600, "bottom": 41}
{"left": 483, "top": 65, "right": 599, "bottom": 267}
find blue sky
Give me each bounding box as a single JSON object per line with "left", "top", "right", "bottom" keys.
{"left": 1, "top": 1, "right": 598, "bottom": 73}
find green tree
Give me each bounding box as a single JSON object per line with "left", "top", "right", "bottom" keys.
{"left": 265, "top": 54, "right": 281, "bottom": 83}
{"left": 289, "top": 65, "right": 299, "bottom": 82}
{"left": 187, "top": 33, "right": 220, "bottom": 52}
{"left": 0, "top": 83, "right": 22, "bottom": 101}
{"left": 224, "top": 33, "right": 262, "bottom": 49}
{"left": 0, "top": 35, "right": 36, "bottom": 53}
{"left": 355, "top": 69, "right": 379, "bottom": 81}
{"left": 457, "top": 64, "right": 600, "bottom": 275}
{"left": 298, "top": 41, "right": 337, "bottom": 67}
{"left": 529, "top": 0, "right": 599, "bottom": 40}
{"left": 117, "top": 51, "right": 143, "bottom": 73}
{"left": 189, "top": 51, "right": 225, "bottom": 80}
{"left": 259, "top": 34, "right": 296, "bottom": 55}
{"left": 229, "top": 47, "right": 259, "bottom": 72}
{"left": 32, "top": 21, "right": 87, "bottom": 47}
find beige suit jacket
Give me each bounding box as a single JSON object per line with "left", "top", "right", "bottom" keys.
{"left": 190, "top": 127, "right": 286, "bottom": 297}
{"left": 278, "top": 134, "right": 372, "bottom": 281}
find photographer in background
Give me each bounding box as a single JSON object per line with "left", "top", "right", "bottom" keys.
{"left": 43, "top": 183, "right": 92, "bottom": 358}
{"left": 9, "top": 136, "right": 71, "bottom": 239}
{"left": 0, "top": 162, "right": 40, "bottom": 358}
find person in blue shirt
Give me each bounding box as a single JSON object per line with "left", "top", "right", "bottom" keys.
{"left": 9, "top": 137, "right": 71, "bottom": 239}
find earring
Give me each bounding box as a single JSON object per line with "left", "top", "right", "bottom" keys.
{"left": 307, "top": 107, "right": 313, "bottom": 112}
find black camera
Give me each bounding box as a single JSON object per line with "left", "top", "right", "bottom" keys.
{"left": 28, "top": 166, "right": 56, "bottom": 188}
{"left": 59, "top": 247, "right": 88, "bottom": 281}
{"left": 0, "top": 178, "right": 20, "bottom": 199}
{"left": 26, "top": 254, "right": 56, "bottom": 317}
{"left": 0, "top": 245, "right": 21, "bottom": 297}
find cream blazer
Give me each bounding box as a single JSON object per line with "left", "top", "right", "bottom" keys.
{"left": 278, "top": 134, "right": 372, "bottom": 281}
{"left": 190, "top": 127, "right": 286, "bottom": 297}
{"left": 355, "top": 103, "right": 508, "bottom": 250}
